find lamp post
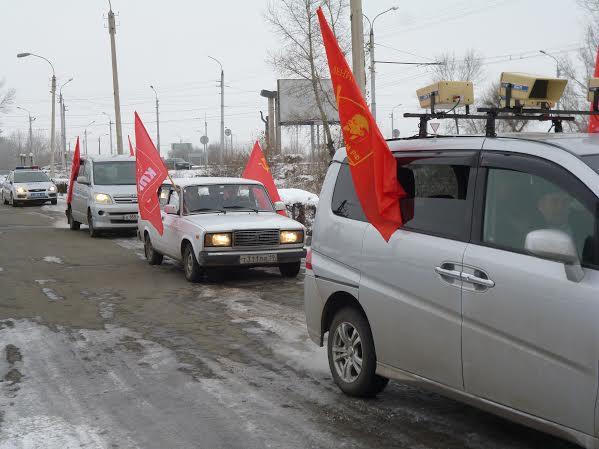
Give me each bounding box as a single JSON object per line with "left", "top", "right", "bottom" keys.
{"left": 17, "top": 106, "right": 36, "bottom": 158}
{"left": 390, "top": 103, "right": 402, "bottom": 138}
{"left": 107, "top": 0, "right": 124, "bottom": 154}
{"left": 208, "top": 56, "right": 225, "bottom": 164}
{"left": 102, "top": 112, "right": 113, "bottom": 155}
{"left": 84, "top": 120, "right": 95, "bottom": 155}
{"left": 17, "top": 52, "right": 56, "bottom": 177}
{"left": 150, "top": 85, "right": 161, "bottom": 155}
{"left": 59, "top": 78, "right": 73, "bottom": 170}
{"left": 363, "top": 6, "right": 399, "bottom": 121}
{"left": 98, "top": 133, "right": 108, "bottom": 155}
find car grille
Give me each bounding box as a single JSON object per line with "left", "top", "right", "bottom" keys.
{"left": 29, "top": 188, "right": 45, "bottom": 192}
{"left": 113, "top": 195, "right": 138, "bottom": 204}
{"left": 233, "top": 229, "right": 279, "bottom": 247}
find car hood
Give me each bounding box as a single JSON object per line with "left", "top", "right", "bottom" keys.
{"left": 182, "top": 212, "right": 304, "bottom": 232}
{"left": 15, "top": 181, "right": 55, "bottom": 190}
{"left": 92, "top": 184, "right": 137, "bottom": 196}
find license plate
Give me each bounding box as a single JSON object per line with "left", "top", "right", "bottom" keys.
{"left": 31, "top": 193, "right": 46, "bottom": 198}
{"left": 123, "top": 214, "right": 138, "bottom": 221}
{"left": 239, "top": 254, "right": 277, "bottom": 264}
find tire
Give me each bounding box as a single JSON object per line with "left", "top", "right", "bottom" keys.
{"left": 88, "top": 210, "right": 100, "bottom": 238}
{"left": 279, "top": 261, "right": 301, "bottom": 278}
{"left": 144, "top": 233, "right": 163, "bottom": 265}
{"left": 183, "top": 243, "right": 202, "bottom": 282}
{"left": 51, "top": 199, "right": 57, "bottom": 205}
{"left": 3, "top": 193, "right": 7, "bottom": 205}
{"left": 327, "top": 307, "right": 389, "bottom": 398}
{"left": 67, "top": 208, "right": 80, "bottom": 230}
{"left": 10, "top": 194, "right": 18, "bottom": 208}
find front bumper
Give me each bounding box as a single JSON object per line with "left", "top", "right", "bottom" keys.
{"left": 197, "top": 247, "right": 306, "bottom": 267}
{"left": 16, "top": 192, "right": 57, "bottom": 202}
{"left": 90, "top": 203, "right": 138, "bottom": 229}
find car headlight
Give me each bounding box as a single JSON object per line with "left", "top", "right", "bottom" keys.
{"left": 94, "top": 193, "right": 113, "bottom": 204}
{"left": 15, "top": 186, "right": 27, "bottom": 194}
{"left": 280, "top": 230, "right": 304, "bottom": 244}
{"left": 204, "top": 232, "right": 232, "bottom": 247}
{"left": 49, "top": 185, "right": 57, "bottom": 193}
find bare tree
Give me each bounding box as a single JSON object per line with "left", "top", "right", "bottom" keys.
{"left": 0, "top": 80, "right": 16, "bottom": 135}
{"left": 265, "top": 0, "right": 349, "bottom": 158}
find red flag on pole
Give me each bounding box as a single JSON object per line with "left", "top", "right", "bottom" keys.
{"left": 134, "top": 112, "right": 169, "bottom": 235}
{"left": 242, "top": 141, "right": 286, "bottom": 216}
{"left": 317, "top": 8, "right": 405, "bottom": 241}
{"left": 67, "top": 137, "right": 81, "bottom": 205}
{"left": 589, "top": 46, "right": 599, "bottom": 133}
{"left": 128, "top": 135, "right": 135, "bottom": 156}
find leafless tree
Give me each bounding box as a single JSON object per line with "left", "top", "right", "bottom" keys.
{"left": 0, "top": 80, "right": 16, "bottom": 135}
{"left": 265, "top": 0, "right": 349, "bottom": 158}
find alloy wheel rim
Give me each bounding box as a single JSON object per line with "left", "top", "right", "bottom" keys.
{"left": 332, "top": 322, "right": 363, "bottom": 383}
{"left": 186, "top": 251, "right": 194, "bottom": 275}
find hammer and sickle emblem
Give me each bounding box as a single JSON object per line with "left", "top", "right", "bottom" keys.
{"left": 259, "top": 157, "right": 270, "bottom": 172}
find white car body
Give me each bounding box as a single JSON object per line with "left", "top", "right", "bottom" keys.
{"left": 138, "top": 177, "right": 307, "bottom": 280}
{"left": 1, "top": 168, "right": 58, "bottom": 206}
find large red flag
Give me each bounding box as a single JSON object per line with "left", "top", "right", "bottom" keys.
{"left": 134, "top": 112, "right": 169, "bottom": 235}
{"left": 589, "top": 45, "right": 599, "bottom": 133}
{"left": 242, "top": 141, "right": 286, "bottom": 216}
{"left": 317, "top": 8, "right": 405, "bottom": 241}
{"left": 67, "top": 137, "right": 81, "bottom": 205}
{"left": 128, "top": 135, "right": 135, "bottom": 156}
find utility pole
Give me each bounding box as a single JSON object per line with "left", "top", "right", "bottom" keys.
{"left": 84, "top": 121, "right": 95, "bottom": 155}
{"left": 102, "top": 112, "right": 113, "bottom": 154}
{"left": 350, "top": 0, "right": 366, "bottom": 95}
{"left": 208, "top": 56, "right": 224, "bottom": 164}
{"left": 17, "top": 107, "right": 36, "bottom": 157}
{"left": 150, "top": 85, "right": 160, "bottom": 154}
{"left": 59, "top": 78, "right": 73, "bottom": 170}
{"left": 107, "top": 1, "right": 124, "bottom": 154}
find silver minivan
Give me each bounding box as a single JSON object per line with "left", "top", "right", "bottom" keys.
{"left": 304, "top": 133, "right": 599, "bottom": 448}
{"left": 67, "top": 155, "right": 138, "bottom": 237}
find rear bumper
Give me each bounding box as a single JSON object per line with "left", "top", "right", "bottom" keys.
{"left": 90, "top": 203, "right": 138, "bottom": 229}
{"left": 197, "top": 248, "right": 306, "bottom": 267}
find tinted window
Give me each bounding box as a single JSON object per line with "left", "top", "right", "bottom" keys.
{"left": 93, "top": 161, "right": 136, "bottom": 185}
{"left": 14, "top": 171, "right": 50, "bottom": 183}
{"left": 483, "top": 168, "right": 598, "bottom": 269}
{"left": 398, "top": 160, "right": 471, "bottom": 240}
{"left": 331, "top": 163, "right": 367, "bottom": 222}
{"left": 583, "top": 155, "right": 599, "bottom": 174}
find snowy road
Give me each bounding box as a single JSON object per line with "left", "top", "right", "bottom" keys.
{"left": 0, "top": 202, "right": 578, "bottom": 449}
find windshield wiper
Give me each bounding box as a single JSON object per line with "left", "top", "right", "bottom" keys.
{"left": 223, "top": 205, "right": 259, "bottom": 213}
{"left": 189, "top": 207, "right": 226, "bottom": 214}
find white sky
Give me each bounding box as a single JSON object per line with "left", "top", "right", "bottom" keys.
{"left": 0, "top": 0, "right": 588, "bottom": 155}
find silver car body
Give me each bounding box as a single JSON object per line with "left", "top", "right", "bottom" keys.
{"left": 1, "top": 169, "right": 58, "bottom": 205}
{"left": 305, "top": 133, "right": 599, "bottom": 449}
{"left": 69, "top": 155, "right": 139, "bottom": 230}
{"left": 138, "top": 177, "right": 306, "bottom": 267}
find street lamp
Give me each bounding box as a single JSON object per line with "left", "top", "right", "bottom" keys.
{"left": 208, "top": 56, "right": 225, "bottom": 164}
{"left": 102, "top": 112, "right": 113, "bottom": 155}
{"left": 17, "top": 106, "right": 36, "bottom": 159}
{"left": 390, "top": 103, "right": 402, "bottom": 138}
{"left": 84, "top": 120, "right": 95, "bottom": 155}
{"left": 59, "top": 78, "right": 73, "bottom": 170}
{"left": 98, "top": 133, "right": 108, "bottom": 155}
{"left": 363, "top": 6, "right": 399, "bottom": 121}
{"left": 17, "top": 52, "right": 57, "bottom": 177}
{"left": 150, "top": 85, "right": 161, "bottom": 154}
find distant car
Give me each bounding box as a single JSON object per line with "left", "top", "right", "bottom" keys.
{"left": 139, "top": 178, "right": 306, "bottom": 282}
{"left": 164, "top": 158, "right": 192, "bottom": 170}
{"left": 1, "top": 167, "right": 58, "bottom": 206}
{"left": 67, "top": 155, "right": 139, "bottom": 237}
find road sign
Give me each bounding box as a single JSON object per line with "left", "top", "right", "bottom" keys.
{"left": 392, "top": 129, "right": 400, "bottom": 138}
{"left": 200, "top": 135, "right": 209, "bottom": 145}
{"left": 224, "top": 128, "right": 231, "bottom": 137}
{"left": 430, "top": 122, "right": 440, "bottom": 134}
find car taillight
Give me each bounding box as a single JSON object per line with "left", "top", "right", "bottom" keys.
{"left": 305, "top": 248, "right": 313, "bottom": 270}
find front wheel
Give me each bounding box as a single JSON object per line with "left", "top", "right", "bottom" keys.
{"left": 183, "top": 243, "right": 202, "bottom": 282}
{"left": 328, "top": 307, "right": 389, "bottom": 397}
{"left": 144, "top": 234, "right": 163, "bottom": 265}
{"left": 51, "top": 199, "right": 57, "bottom": 205}
{"left": 67, "top": 208, "right": 81, "bottom": 230}
{"left": 88, "top": 211, "right": 100, "bottom": 238}
{"left": 10, "top": 194, "right": 18, "bottom": 207}
{"left": 279, "top": 261, "right": 301, "bottom": 278}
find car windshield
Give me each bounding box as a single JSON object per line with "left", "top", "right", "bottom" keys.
{"left": 183, "top": 184, "right": 274, "bottom": 214}
{"left": 583, "top": 155, "right": 599, "bottom": 174}
{"left": 13, "top": 171, "right": 50, "bottom": 183}
{"left": 93, "top": 161, "right": 136, "bottom": 185}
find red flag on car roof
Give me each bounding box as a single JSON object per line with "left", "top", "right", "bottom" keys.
{"left": 589, "top": 45, "right": 599, "bottom": 133}
{"left": 67, "top": 137, "right": 80, "bottom": 205}
{"left": 128, "top": 135, "right": 135, "bottom": 156}
{"left": 242, "top": 141, "right": 287, "bottom": 216}
{"left": 317, "top": 8, "right": 405, "bottom": 241}
{"left": 134, "top": 112, "right": 169, "bottom": 235}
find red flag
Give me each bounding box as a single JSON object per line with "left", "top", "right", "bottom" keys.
{"left": 135, "top": 112, "right": 169, "bottom": 235}
{"left": 589, "top": 45, "right": 599, "bottom": 133}
{"left": 317, "top": 8, "right": 405, "bottom": 241}
{"left": 242, "top": 141, "right": 286, "bottom": 216}
{"left": 128, "top": 135, "right": 135, "bottom": 156}
{"left": 67, "top": 137, "right": 81, "bottom": 205}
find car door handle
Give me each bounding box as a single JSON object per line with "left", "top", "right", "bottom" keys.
{"left": 434, "top": 266, "right": 462, "bottom": 281}
{"left": 461, "top": 272, "right": 495, "bottom": 288}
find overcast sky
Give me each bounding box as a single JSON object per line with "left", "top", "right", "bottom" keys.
{"left": 0, "top": 0, "right": 588, "bottom": 155}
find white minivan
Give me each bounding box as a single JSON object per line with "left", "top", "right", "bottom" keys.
{"left": 67, "top": 155, "right": 139, "bottom": 237}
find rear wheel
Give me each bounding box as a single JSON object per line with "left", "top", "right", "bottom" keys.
{"left": 279, "top": 261, "right": 301, "bottom": 278}
{"left": 183, "top": 243, "right": 202, "bottom": 282}
{"left": 328, "top": 307, "right": 389, "bottom": 397}
{"left": 144, "top": 233, "right": 163, "bottom": 265}
{"left": 67, "top": 207, "right": 80, "bottom": 230}
{"left": 88, "top": 210, "right": 100, "bottom": 238}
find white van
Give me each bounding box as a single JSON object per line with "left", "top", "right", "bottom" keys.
{"left": 67, "top": 155, "right": 138, "bottom": 237}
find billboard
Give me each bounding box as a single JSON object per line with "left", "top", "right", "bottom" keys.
{"left": 277, "top": 79, "right": 339, "bottom": 126}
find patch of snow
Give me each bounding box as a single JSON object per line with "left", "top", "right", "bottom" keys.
{"left": 35, "top": 280, "right": 54, "bottom": 285}
{"left": 279, "top": 188, "right": 319, "bottom": 207}
{"left": 41, "top": 196, "right": 67, "bottom": 214}
{"left": 42, "top": 288, "right": 63, "bottom": 301}
{"left": 0, "top": 267, "right": 3, "bottom": 273}
{"left": 43, "top": 256, "right": 63, "bottom": 264}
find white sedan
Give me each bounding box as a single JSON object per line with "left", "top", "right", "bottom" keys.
{"left": 1, "top": 168, "right": 58, "bottom": 206}
{"left": 138, "top": 177, "right": 307, "bottom": 282}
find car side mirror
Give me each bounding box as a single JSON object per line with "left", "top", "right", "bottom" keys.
{"left": 164, "top": 204, "right": 179, "bottom": 215}
{"left": 274, "top": 201, "right": 286, "bottom": 212}
{"left": 77, "top": 175, "right": 89, "bottom": 185}
{"left": 525, "top": 229, "right": 584, "bottom": 282}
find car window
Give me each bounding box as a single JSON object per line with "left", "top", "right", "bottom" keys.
{"left": 397, "top": 160, "right": 471, "bottom": 241}
{"left": 183, "top": 184, "right": 273, "bottom": 214}
{"left": 583, "top": 154, "right": 599, "bottom": 174}
{"left": 331, "top": 163, "right": 367, "bottom": 222}
{"left": 168, "top": 189, "right": 180, "bottom": 207}
{"left": 158, "top": 186, "right": 170, "bottom": 207}
{"left": 483, "top": 168, "right": 598, "bottom": 269}
{"left": 93, "top": 161, "right": 136, "bottom": 185}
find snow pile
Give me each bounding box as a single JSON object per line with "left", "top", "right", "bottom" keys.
{"left": 0, "top": 175, "right": 6, "bottom": 185}
{"left": 279, "top": 188, "right": 319, "bottom": 207}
